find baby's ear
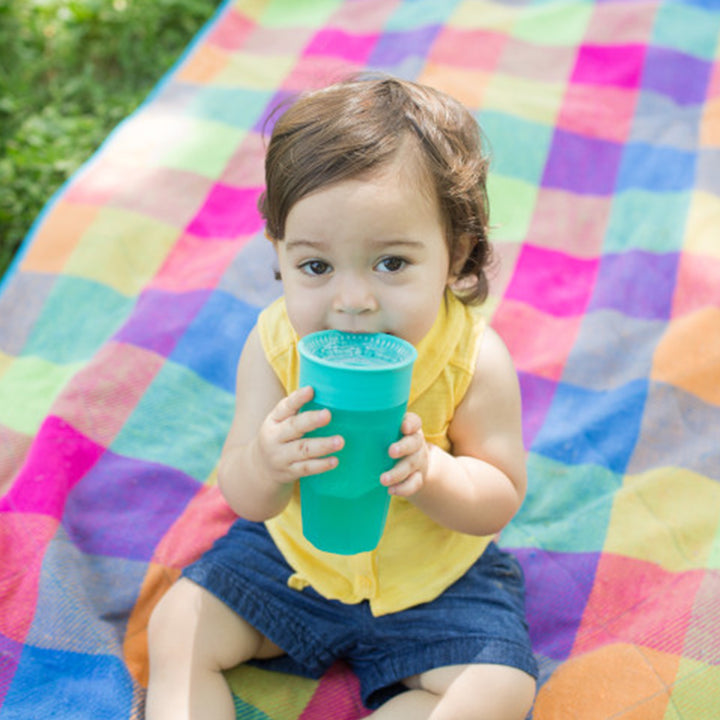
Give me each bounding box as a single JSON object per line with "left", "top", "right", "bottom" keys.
{"left": 449, "top": 233, "right": 473, "bottom": 281}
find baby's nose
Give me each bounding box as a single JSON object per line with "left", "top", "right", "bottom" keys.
{"left": 334, "top": 275, "right": 378, "bottom": 314}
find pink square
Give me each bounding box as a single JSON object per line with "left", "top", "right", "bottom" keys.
{"left": 153, "top": 486, "right": 235, "bottom": 569}
{"left": 571, "top": 44, "right": 647, "bottom": 89}
{"left": 526, "top": 189, "right": 611, "bottom": 258}
{"left": 504, "top": 244, "right": 599, "bottom": 317}
{"left": 304, "top": 28, "right": 379, "bottom": 64}
{"left": 0, "top": 417, "right": 104, "bottom": 519}
{"left": 429, "top": 27, "right": 506, "bottom": 71}
{"left": 64, "top": 159, "right": 144, "bottom": 206}
{"left": 492, "top": 299, "right": 581, "bottom": 381}
{"left": 573, "top": 554, "right": 704, "bottom": 656}
{"left": 0, "top": 513, "right": 57, "bottom": 641}
{"left": 557, "top": 83, "right": 638, "bottom": 143}
{"left": 220, "top": 131, "right": 266, "bottom": 188}
{"left": 151, "top": 233, "right": 244, "bottom": 293}
{"left": 206, "top": 8, "right": 255, "bottom": 51}
{"left": 52, "top": 342, "right": 164, "bottom": 447}
{"left": 281, "top": 55, "right": 365, "bottom": 93}
{"left": 671, "top": 252, "right": 720, "bottom": 318}
{"left": 186, "top": 184, "right": 264, "bottom": 239}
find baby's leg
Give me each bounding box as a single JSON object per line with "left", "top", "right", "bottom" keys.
{"left": 145, "top": 577, "right": 283, "bottom": 720}
{"left": 370, "top": 663, "right": 536, "bottom": 720}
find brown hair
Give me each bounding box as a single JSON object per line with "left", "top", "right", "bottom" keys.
{"left": 259, "top": 75, "right": 493, "bottom": 305}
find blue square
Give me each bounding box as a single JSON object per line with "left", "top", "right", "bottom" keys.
{"left": 4, "top": 646, "right": 133, "bottom": 719}
{"left": 170, "top": 290, "right": 259, "bottom": 393}
{"left": 532, "top": 379, "right": 648, "bottom": 474}
{"left": 616, "top": 142, "right": 696, "bottom": 193}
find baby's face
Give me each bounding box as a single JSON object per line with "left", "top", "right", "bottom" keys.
{"left": 274, "top": 150, "right": 452, "bottom": 347}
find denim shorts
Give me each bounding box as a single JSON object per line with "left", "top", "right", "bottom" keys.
{"left": 183, "top": 518, "right": 538, "bottom": 709}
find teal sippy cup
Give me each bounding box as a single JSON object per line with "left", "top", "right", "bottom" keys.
{"left": 298, "top": 330, "right": 417, "bottom": 555}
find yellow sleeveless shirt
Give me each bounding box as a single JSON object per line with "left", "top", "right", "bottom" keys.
{"left": 258, "top": 291, "right": 492, "bottom": 616}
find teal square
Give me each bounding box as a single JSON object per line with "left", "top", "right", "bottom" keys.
{"left": 190, "top": 87, "right": 272, "bottom": 130}
{"left": 652, "top": 3, "right": 720, "bottom": 60}
{"left": 479, "top": 110, "right": 553, "bottom": 185}
{"left": 22, "top": 276, "right": 133, "bottom": 364}
{"left": 386, "top": 0, "right": 458, "bottom": 30}
{"left": 501, "top": 453, "right": 621, "bottom": 553}
{"left": 604, "top": 189, "right": 691, "bottom": 254}
{"left": 111, "top": 359, "right": 234, "bottom": 481}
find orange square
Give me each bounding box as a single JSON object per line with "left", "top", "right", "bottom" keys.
{"left": 418, "top": 64, "right": 490, "bottom": 111}
{"left": 21, "top": 201, "right": 99, "bottom": 274}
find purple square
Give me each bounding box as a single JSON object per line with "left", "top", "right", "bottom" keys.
{"left": 512, "top": 548, "right": 600, "bottom": 661}
{"left": 114, "top": 289, "right": 210, "bottom": 357}
{"left": 642, "top": 47, "right": 712, "bottom": 105}
{"left": 542, "top": 130, "right": 623, "bottom": 195}
{"left": 370, "top": 25, "right": 441, "bottom": 66}
{"left": 588, "top": 250, "right": 679, "bottom": 319}
{"left": 62, "top": 451, "right": 199, "bottom": 560}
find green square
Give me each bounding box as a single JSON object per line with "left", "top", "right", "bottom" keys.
{"left": 512, "top": 1, "right": 593, "bottom": 46}
{"left": 227, "top": 665, "right": 317, "bottom": 718}
{"left": 0, "top": 356, "right": 83, "bottom": 435}
{"left": 604, "top": 189, "right": 691, "bottom": 254}
{"left": 653, "top": 4, "right": 720, "bottom": 60}
{"left": 502, "top": 453, "right": 621, "bottom": 553}
{"left": 486, "top": 174, "right": 537, "bottom": 243}
{"left": 162, "top": 119, "right": 245, "bottom": 178}
{"left": 479, "top": 110, "right": 553, "bottom": 185}
{"left": 111, "top": 359, "right": 234, "bottom": 481}
{"left": 22, "top": 276, "right": 133, "bottom": 365}
{"left": 261, "top": 0, "right": 341, "bottom": 27}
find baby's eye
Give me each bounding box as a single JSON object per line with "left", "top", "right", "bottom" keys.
{"left": 376, "top": 256, "right": 407, "bottom": 273}
{"left": 299, "top": 260, "right": 332, "bottom": 276}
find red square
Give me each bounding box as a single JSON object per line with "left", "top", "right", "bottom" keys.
{"left": 574, "top": 553, "right": 704, "bottom": 657}
{"left": 429, "top": 27, "right": 506, "bottom": 71}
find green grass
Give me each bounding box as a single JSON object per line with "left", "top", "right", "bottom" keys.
{"left": 0, "top": 0, "right": 219, "bottom": 282}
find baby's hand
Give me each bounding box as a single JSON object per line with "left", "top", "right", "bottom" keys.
{"left": 380, "top": 412, "right": 428, "bottom": 497}
{"left": 256, "top": 386, "right": 344, "bottom": 485}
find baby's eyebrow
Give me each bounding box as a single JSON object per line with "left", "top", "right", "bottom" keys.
{"left": 284, "top": 239, "right": 327, "bottom": 251}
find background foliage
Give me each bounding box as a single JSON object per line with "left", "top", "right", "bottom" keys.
{"left": 0, "top": 0, "right": 218, "bottom": 281}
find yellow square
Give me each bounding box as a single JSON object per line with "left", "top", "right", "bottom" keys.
{"left": 683, "top": 191, "right": 720, "bottom": 259}
{"left": 215, "top": 52, "right": 295, "bottom": 90}
{"left": 64, "top": 207, "right": 180, "bottom": 297}
{"left": 450, "top": 0, "right": 519, "bottom": 32}
{"left": 483, "top": 71, "right": 564, "bottom": 126}
{"left": 604, "top": 467, "right": 720, "bottom": 572}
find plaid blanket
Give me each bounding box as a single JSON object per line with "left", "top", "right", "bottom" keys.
{"left": 1, "top": 0, "right": 719, "bottom": 717}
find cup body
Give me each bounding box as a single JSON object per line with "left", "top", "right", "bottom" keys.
{"left": 298, "top": 331, "right": 417, "bottom": 555}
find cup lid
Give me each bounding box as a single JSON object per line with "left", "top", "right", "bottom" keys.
{"left": 298, "top": 331, "right": 417, "bottom": 410}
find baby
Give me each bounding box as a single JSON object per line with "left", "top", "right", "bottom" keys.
{"left": 146, "top": 75, "right": 538, "bottom": 720}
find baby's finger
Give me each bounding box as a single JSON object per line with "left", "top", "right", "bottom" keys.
{"left": 269, "top": 386, "right": 315, "bottom": 423}
{"left": 388, "top": 471, "right": 424, "bottom": 497}
{"left": 388, "top": 429, "right": 424, "bottom": 460}
{"left": 277, "top": 406, "right": 333, "bottom": 443}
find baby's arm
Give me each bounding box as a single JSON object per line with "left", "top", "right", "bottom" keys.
{"left": 380, "top": 326, "right": 527, "bottom": 536}
{"left": 217, "top": 327, "right": 343, "bottom": 522}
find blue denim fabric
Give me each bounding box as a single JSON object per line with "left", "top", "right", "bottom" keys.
{"left": 183, "top": 518, "right": 538, "bottom": 709}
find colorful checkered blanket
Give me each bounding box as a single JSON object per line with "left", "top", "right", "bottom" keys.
{"left": 1, "top": 1, "right": 719, "bottom": 717}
